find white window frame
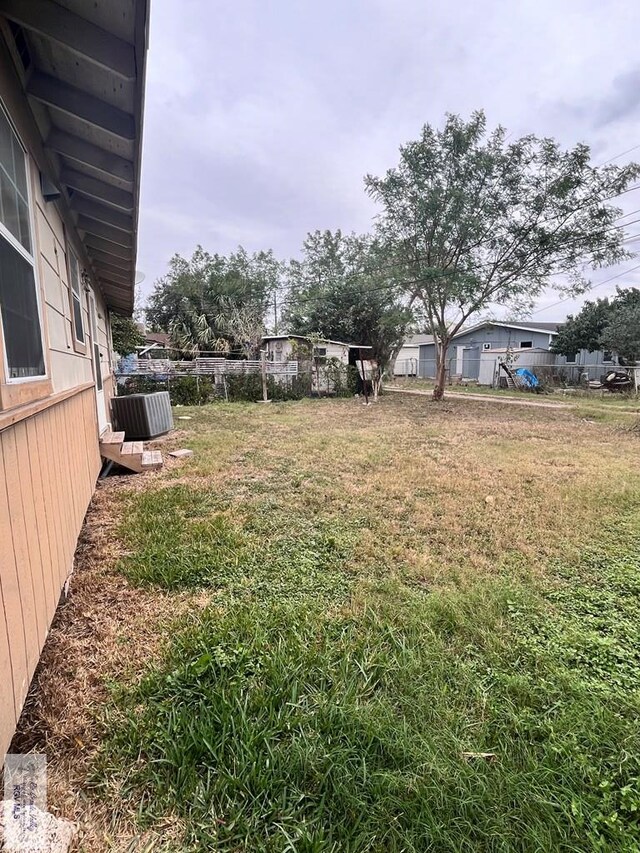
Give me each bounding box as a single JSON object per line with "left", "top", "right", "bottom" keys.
{"left": 68, "top": 249, "right": 85, "bottom": 344}
{"left": 88, "top": 290, "right": 103, "bottom": 391}
{"left": 519, "top": 340, "right": 533, "bottom": 349}
{"left": 482, "top": 342, "right": 492, "bottom": 351}
{"left": 0, "top": 101, "right": 47, "bottom": 385}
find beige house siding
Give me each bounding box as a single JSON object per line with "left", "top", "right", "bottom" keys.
{"left": 31, "top": 157, "right": 111, "bottom": 400}
{"left": 0, "top": 55, "right": 112, "bottom": 758}
{"left": 0, "top": 0, "right": 148, "bottom": 760}
{"left": 0, "top": 384, "right": 100, "bottom": 757}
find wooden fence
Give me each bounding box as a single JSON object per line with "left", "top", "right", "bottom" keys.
{"left": 127, "top": 358, "right": 299, "bottom": 377}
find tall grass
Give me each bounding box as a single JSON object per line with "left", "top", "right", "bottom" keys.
{"left": 99, "top": 485, "right": 640, "bottom": 851}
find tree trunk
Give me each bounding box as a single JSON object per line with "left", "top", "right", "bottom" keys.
{"left": 433, "top": 344, "right": 448, "bottom": 401}
{"left": 386, "top": 344, "right": 404, "bottom": 382}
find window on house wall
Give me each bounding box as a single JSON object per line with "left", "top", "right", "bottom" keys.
{"left": 565, "top": 352, "right": 578, "bottom": 364}
{"left": 519, "top": 340, "right": 533, "bottom": 348}
{"left": 603, "top": 351, "right": 613, "bottom": 362}
{"left": 88, "top": 293, "right": 102, "bottom": 391}
{"left": 314, "top": 346, "right": 327, "bottom": 359}
{"left": 0, "top": 104, "right": 45, "bottom": 380}
{"left": 68, "top": 251, "right": 85, "bottom": 343}
{"left": 482, "top": 343, "right": 492, "bottom": 351}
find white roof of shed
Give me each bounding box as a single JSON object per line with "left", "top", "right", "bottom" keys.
{"left": 262, "top": 334, "right": 372, "bottom": 349}
{"left": 480, "top": 347, "right": 549, "bottom": 353}
{"left": 454, "top": 321, "right": 561, "bottom": 338}
{"left": 403, "top": 334, "right": 435, "bottom": 346}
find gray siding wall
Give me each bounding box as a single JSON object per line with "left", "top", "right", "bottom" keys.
{"left": 554, "top": 348, "right": 616, "bottom": 368}
{"left": 416, "top": 325, "right": 619, "bottom": 380}
{"left": 417, "top": 326, "right": 553, "bottom": 378}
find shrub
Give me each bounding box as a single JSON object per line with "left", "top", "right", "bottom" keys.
{"left": 117, "top": 371, "right": 316, "bottom": 405}
{"left": 321, "top": 358, "right": 359, "bottom": 397}
{"left": 118, "top": 375, "right": 217, "bottom": 406}
{"left": 118, "top": 376, "right": 165, "bottom": 396}
{"left": 226, "top": 373, "right": 311, "bottom": 402}
{"left": 170, "top": 376, "right": 217, "bottom": 406}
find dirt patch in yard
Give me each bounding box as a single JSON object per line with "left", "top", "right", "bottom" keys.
{"left": 9, "top": 477, "right": 201, "bottom": 851}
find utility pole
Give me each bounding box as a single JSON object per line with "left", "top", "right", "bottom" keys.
{"left": 260, "top": 348, "right": 270, "bottom": 403}
{"left": 359, "top": 348, "right": 369, "bottom": 405}
{"left": 273, "top": 289, "right": 279, "bottom": 335}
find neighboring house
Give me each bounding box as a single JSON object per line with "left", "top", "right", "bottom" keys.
{"left": 144, "top": 330, "right": 171, "bottom": 347}
{"left": 394, "top": 334, "right": 434, "bottom": 376}
{"left": 262, "top": 335, "right": 371, "bottom": 394}
{"left": 0, "top": 3, "right": 148, "bottom": 760}
{"left": 263, "top": 334, "right": 365, "bottom": 364}
{"left": 115, "top": 331, "right": 172, "bottom": 378}
{"left": 416, "top": 320, "right": 618, "bottom": 384}
{"left": 139, "top": 329, "right": 172, "bottom": 356}
{"left": 417, "top": 321, "right": 561, "bottom": 379}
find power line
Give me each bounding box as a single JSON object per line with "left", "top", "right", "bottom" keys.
{"left": 183, "top": 213, "right": 640, "bottom": 319}
{"left": 598, "top": 142, "right": 640, "bottom": 166}
{"left": 182, "top": 201, "right": 640, "bottom": 318}
{"left": 528, "top": 263, "right": 640, "bottom": 316}
{"left": 276, "top": 212, "right": 640, "bottom": 312}
{"left": 150, "top": 144, "right": 640, "bottom": 322}
{"left": 616, "top": 206, "right": 640, "bottom": 220}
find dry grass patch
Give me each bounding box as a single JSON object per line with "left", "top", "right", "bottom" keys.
{"left": 10, "top": 479, "right": 212, "bottom": 851}
{"left": 170, "top": 396, "right": 639, "bottom": 586}
{"left": 10, "top": 395, "right": 640, "bottom": 850}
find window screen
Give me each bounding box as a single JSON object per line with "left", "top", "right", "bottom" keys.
{"left": 0, "top": 237, "right": 44, "bottom": 378}
{"left": 69, "top": 252, "right": 85, "bottom": 343}
{"left": 0, "top": 105, "right": 44, "bottom": 381}
{"left": 0, "top": 107, "right": 31, "bottom": 253}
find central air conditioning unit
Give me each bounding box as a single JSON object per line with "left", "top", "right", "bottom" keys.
{"left": 111, "top": 391, "right": 173, "bottom": 440}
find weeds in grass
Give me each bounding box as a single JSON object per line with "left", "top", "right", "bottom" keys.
{"left": 81, "top": 399, "right": 640, "bottom": 850}
{"left": 103, "top": 490, "right": 640, "bottom": 850}
{"left": 118, "top": 485, "right": 356, "bottom": 602}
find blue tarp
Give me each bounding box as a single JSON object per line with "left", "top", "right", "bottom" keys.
{"left": 513, "top": 367, "right": 539, "bottom": 388}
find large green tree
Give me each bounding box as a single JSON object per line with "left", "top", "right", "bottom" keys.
{"left": 110, "top": 314, "right": 144, "bottom": 356}
{"left": 552, "top": 287, "right": 640, "bottom": 363}
{"left": 285, "top": 230, "right": 413, "bottom": 374}
{"left": 146, "top": 246, "right": 281, "bottom": 357}
{"left": 365, "top": 111, "right": 639, "bottom": 399}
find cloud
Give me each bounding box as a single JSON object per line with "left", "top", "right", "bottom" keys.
{"left": 594, "top": 68, "right": 640, "bottom": 128}
{"left": 137, "top": 0, "right": 640, "bottom": 318}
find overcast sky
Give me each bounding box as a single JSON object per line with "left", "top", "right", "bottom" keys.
{"left": 136, "top": 0, "right": 640, "bottom": 321}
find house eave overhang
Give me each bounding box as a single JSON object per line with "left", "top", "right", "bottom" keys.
{"left": 452, "top": 321, "right": 560, "bottom": 339}
{"left": 0, "top": 0, "right": 150, "bottom": 315}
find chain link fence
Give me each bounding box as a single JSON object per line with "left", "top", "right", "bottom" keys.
{"left": 394, "top": 357, "right": 633, "bottom": 389}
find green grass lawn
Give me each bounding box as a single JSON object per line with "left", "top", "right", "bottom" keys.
{"left": 89, "top": 397, "right": 640, "bottom": 851}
